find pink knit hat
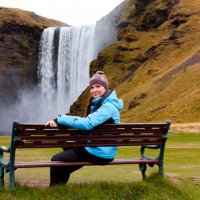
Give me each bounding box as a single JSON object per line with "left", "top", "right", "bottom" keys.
{"left": 89, "top": 71, "right": 109, "bottom": 90}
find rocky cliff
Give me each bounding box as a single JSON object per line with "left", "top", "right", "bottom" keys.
{"left": 0, "top": 7, "right": 67, "bottom": 106}
{"left": 70, "top": 0, "right": 200, "bottom": 123}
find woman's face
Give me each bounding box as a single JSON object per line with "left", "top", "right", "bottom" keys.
{"left": 90, "top": 84, "right": 106, "bottom": 99}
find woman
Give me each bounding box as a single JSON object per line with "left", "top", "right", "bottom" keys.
{"left": 46, "top": 71, "right": 123, "bottom": 186}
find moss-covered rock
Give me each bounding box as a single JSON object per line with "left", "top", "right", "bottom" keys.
{"left": 70, "top": 0, "right": 200, "bottom": 123}
{"left": 0, "top": 7, "right": 67, "bottom": 105}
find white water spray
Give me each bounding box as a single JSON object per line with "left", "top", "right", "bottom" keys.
{"left": 38, "top": 25, "right": 95, "bottom": 119}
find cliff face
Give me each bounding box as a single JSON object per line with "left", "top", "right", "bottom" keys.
{"left": 0, "top": 21, "right": 41, "bottom": 104}
{"left": 70, "top": 0, "right": 200, "bottom": 123}
{"left": 0, "top": 7, "right": 67, "bottom": 105}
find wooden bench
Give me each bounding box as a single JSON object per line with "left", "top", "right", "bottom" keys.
{"left": 0, "top": 120, "right": 171, "bottom": 190}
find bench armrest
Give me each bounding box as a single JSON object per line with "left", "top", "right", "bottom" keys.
{"left": 0, "top": 146, "right": 10, "bottom": 153}
{"left": 140, "top": 145, "right": 160, "bottom": 160}
{"left": 0, "top": 146, "right": 10, "bottom": 168}
{"left": 143, "top": 145, "right": 160, "bottom": 150}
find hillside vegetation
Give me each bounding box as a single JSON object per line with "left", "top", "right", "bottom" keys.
{"left": 71, "top": 0, "right": 200, "bottom": 123}
{"left": 0, "top": 7, "right": 67, "bottom": 28}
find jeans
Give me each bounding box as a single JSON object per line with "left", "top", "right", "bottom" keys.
{"left": 50, "top": 147, "right": 113, "bottom": 186}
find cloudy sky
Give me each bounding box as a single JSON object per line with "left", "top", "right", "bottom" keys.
{"left": 0, "top": 0, "right": 124, "bottom": 26}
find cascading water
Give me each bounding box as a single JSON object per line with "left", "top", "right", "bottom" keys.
{"left": 37, "top": 1, "right": 126, "bottom": 120}
{"left": 38, "top": 27, "right": 58, "bottom": 109}
{"left": 38, "top": 25, "right": 95, "bottom": 119}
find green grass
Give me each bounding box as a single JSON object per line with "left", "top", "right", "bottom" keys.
{"left": 0, "top": 132, "right": 200, "bottom": 199}
{"left": 0, "top": 175, "right": 193, "bottom": 200}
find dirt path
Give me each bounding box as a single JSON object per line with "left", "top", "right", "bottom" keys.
{"left": 171, "top": 123, "right": 200, "bottom": 133}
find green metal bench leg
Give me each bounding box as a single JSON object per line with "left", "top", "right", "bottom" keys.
{"left": 139, "top": 163, "right": 147, "bottom": 180}
{"left": 10, "top": 171, "right": 15, "bottom": 190}
{"left": 0, "top": 166, "right": 4, "bottom": 187}
{"left": 158, "top": 162, "right": 164, "bottom": 177}
{"left": 9, "top": 165, "right": 15, "bottom": 190}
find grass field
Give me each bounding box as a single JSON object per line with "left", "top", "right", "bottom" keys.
{"left": 0, "top": 126, "right": 199, "bottom": 199}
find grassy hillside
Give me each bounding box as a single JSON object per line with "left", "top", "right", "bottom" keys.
{"left": 72, "top": 0, "right": 200, "bottom": 123}
{"left": 0, "top": 6, "right": 67, "bottom": 27}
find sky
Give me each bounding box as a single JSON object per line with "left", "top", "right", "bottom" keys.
{"left": 0, "top": 0, "right": 125, "bottom": 26}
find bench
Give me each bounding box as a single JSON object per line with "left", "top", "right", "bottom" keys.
{"left": 0, "top": 120, "right": 171, "bottom": 190}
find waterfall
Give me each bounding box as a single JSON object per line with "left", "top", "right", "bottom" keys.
{"left": 34, "top": 2, "right": 126, "bottom": 121}
{"left": 38, "top": 27, "right": 58, "bottom": 107}
{"left": 38, "top": 25, "right": 95, "bottom": 119}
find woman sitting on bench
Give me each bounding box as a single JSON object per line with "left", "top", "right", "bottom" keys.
{"left": 46, "top": 71, "right": 123, "bottom": 186}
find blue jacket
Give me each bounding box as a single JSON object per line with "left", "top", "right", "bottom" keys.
{"left": 56, "top": 90, "right": 123, "bottom": 159}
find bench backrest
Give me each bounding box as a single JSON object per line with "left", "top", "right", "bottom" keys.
{"left": 11, "top": 120, "right": 171, "bottom": 149}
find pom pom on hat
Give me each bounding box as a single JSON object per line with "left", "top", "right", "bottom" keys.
{"left": 89, "top": 71, "right": 109, "bottom": 90}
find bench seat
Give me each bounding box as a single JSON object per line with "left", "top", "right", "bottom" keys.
{"left": 14, "top": 159, "right": 159, "bottom": 168}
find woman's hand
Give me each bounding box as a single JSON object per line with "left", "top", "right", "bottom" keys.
{"left": 45, "top": 120, "right": 58, "bottom": 127}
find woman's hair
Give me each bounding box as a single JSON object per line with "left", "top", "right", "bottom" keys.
{"left": 84, "top": 97, "right": 94, "bottom": 117}
{"left": 89, "top": 71, "right": 109, "bottom": 90}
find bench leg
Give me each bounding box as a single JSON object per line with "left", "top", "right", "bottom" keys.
{"left": 158, "top": 162, "right": 164, "bottom": 177}
{"left": 9, "top": 169, "right": 15, "bottom": 190}
{"left": 0, "top": 166, "right": 5, "bottom": 187}
{"left": 139, "top": 163, "right": 147, "bottom": 180}
{"left": 8, "top": 164, "right": 16, "bottom": 191}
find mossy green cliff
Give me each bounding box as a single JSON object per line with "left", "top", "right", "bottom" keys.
{"left": 70, "top": 0, "right": 200, "bottom": 123}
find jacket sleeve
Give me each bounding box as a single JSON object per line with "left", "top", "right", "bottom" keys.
{"left": 56, "top": 102, "right": 115, "bottom": 130}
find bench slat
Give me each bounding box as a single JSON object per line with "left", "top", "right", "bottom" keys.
{"left": 14, "top": 159, "right": 159, "bottom": 169}
{"left": 18, "top": 129, "right": 164, "bottom": 132}
{"left": 19, "top": 123, "right": 168, "bottom": 128}
{"left": 18, "top": 134, "right": 163, "bottom": 140}
{"left": 17, "top": 140, "right": 162, "bottom": 148}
